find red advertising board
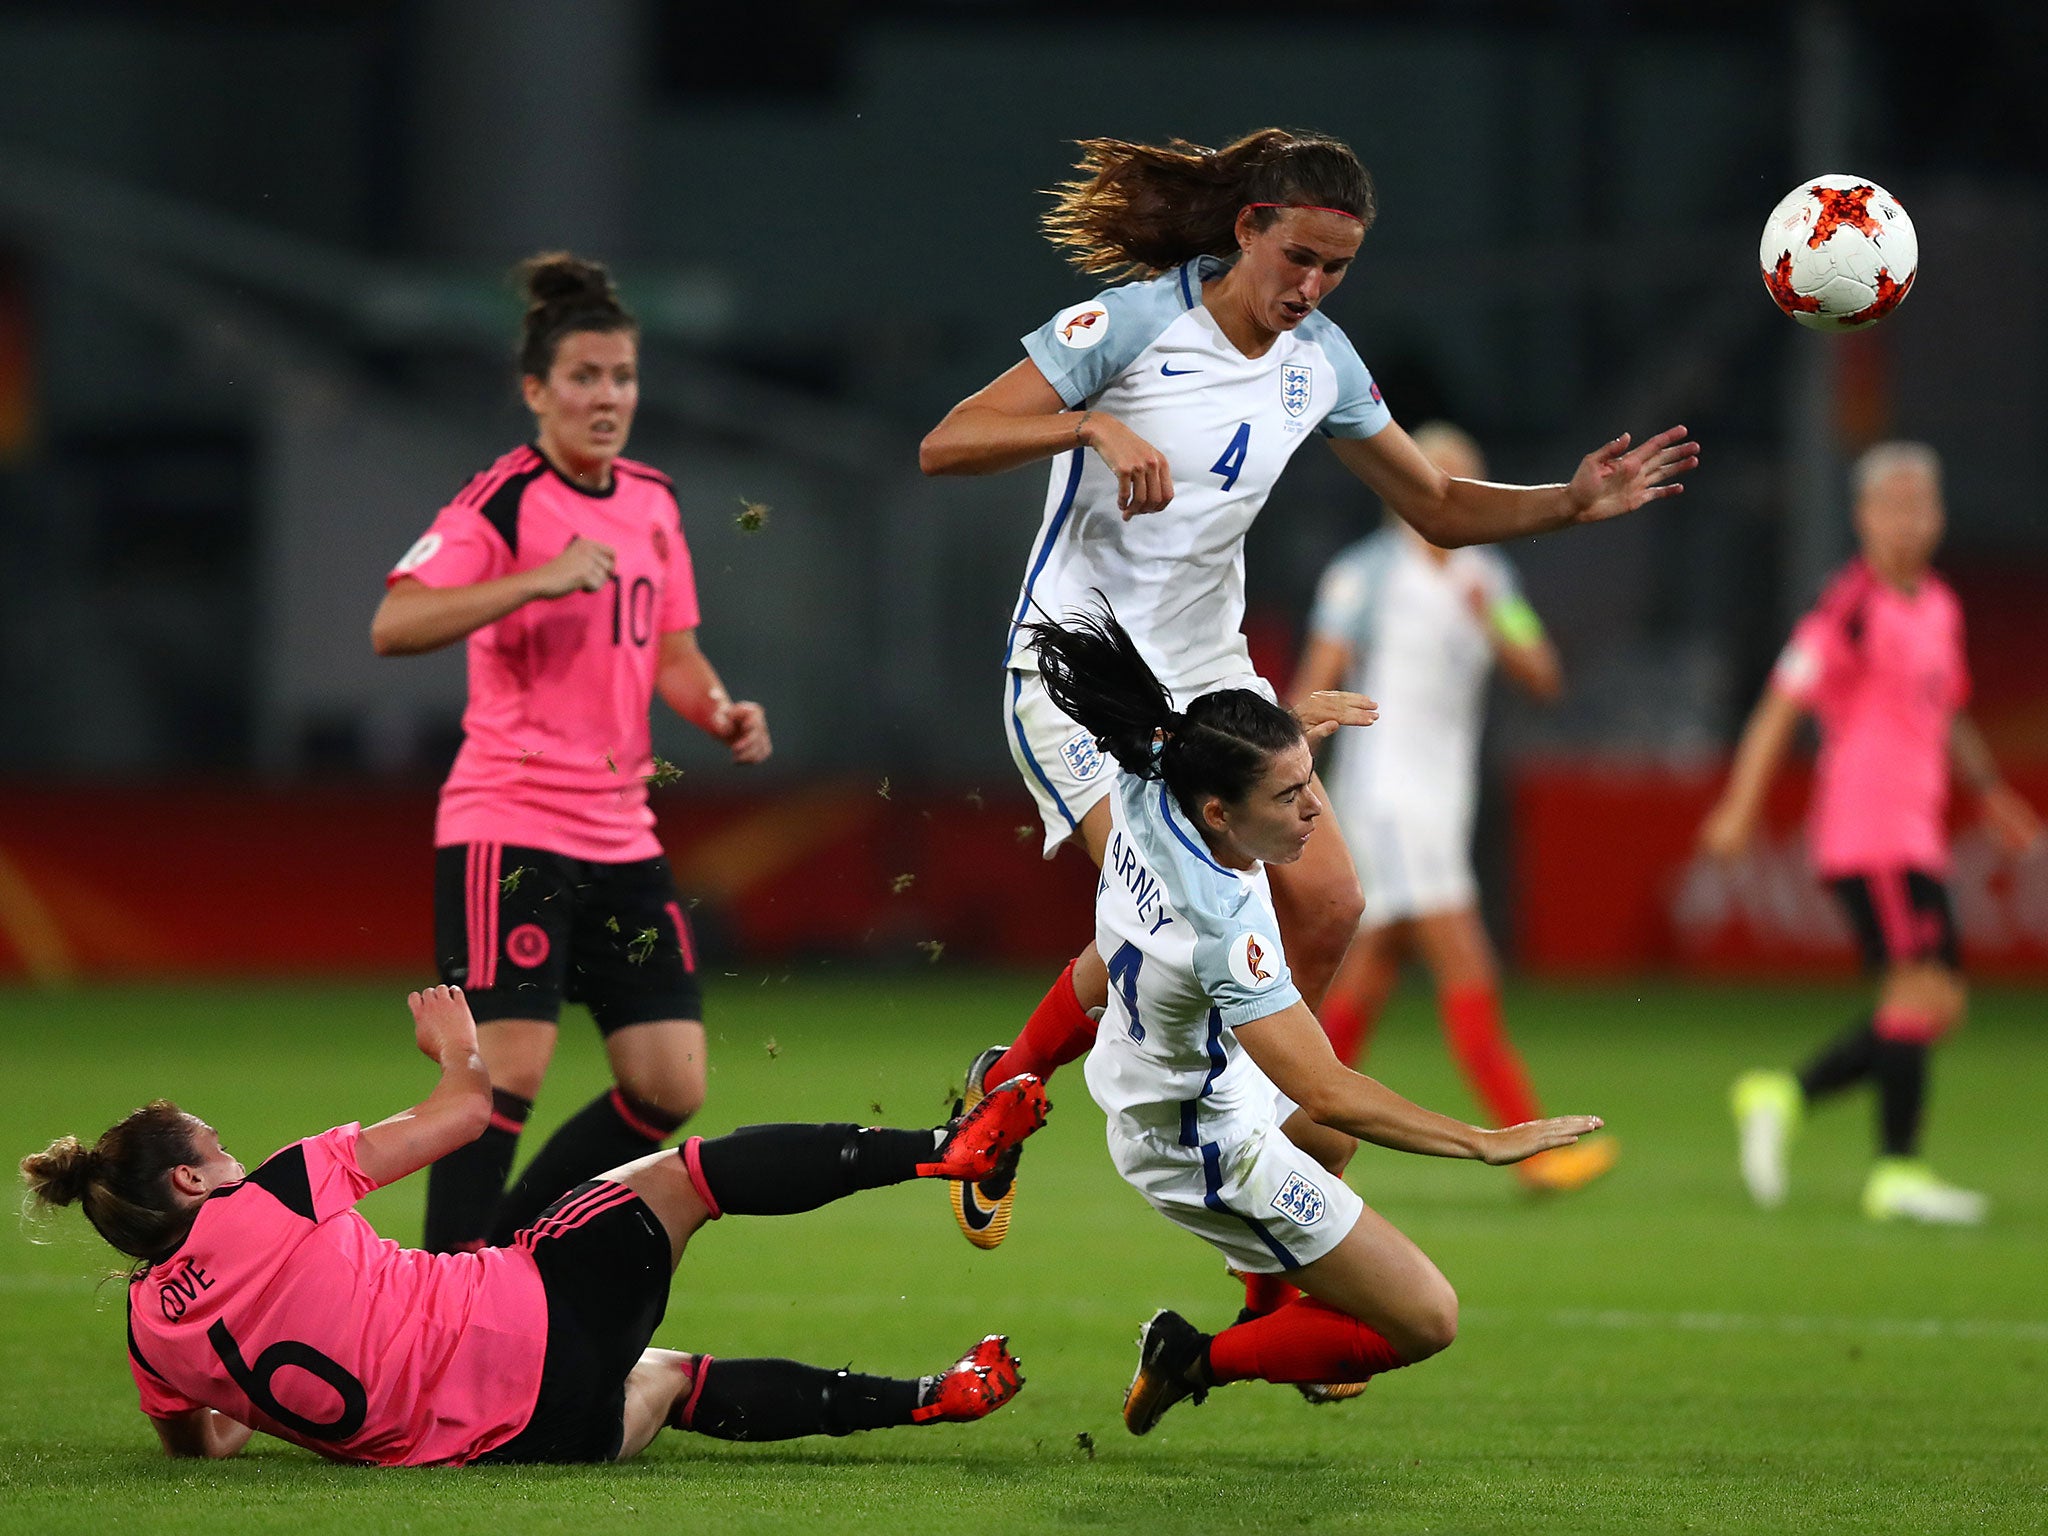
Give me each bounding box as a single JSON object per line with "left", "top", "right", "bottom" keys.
{"left": 1514, "top": 760, "right": 2048, "bottom": 979}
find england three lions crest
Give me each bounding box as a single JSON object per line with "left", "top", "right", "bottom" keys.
{"left": 1280, "top": 363, "right": 1312, "bottom": 419}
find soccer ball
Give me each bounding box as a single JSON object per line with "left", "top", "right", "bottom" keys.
{"left": 1759, "top": 175, "right": 1918, "bottom": 332}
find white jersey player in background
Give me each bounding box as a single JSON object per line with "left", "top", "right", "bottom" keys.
{"left": 919, "top": 129, "right": 1691, "bottom": 1253}
{"left": 1016, "top": 603, "right": 1601, "bottom": 1433}
{"left": 1292, "top": 423, "right": 1614, "bottom": 1194}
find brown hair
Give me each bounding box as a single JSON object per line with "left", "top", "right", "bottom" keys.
{"left": 514, "top": 251, "right": 637, "bottom": 379}
{"left": 1043, "top": 128, "right": 1377, "bottom": 280}
{"left": 20, "top": 1100, "right": 202, "bottom": 1263}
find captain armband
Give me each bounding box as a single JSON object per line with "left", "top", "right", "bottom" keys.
{"left": 1488, "top": 596, "right": 1544, "bottom": 648}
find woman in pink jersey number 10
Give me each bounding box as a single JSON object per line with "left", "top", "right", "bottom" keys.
{"left": 20, "top": 985, "right": 1045, "bottom": 1465}
{"left": 372, "top": 253, "right": 771, "bottom": 1255}
{"left": 1701, "top": 443, "right": 2041, "bottom": 1224}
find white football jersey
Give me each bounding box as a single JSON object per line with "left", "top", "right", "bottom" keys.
{"left": 1007, "top": 255, "right": 1393, "bottom": 700}
{"left": 1084, "top": 771, "right": 1303, "bottom": 1153}
{"left": 1308, "top": 525, "right": 1520, "bottom": 824}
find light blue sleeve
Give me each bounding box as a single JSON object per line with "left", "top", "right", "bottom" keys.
{"left": 1307, "top": 532, "right": 1393, "bottom": 646}
{"left": 1302, "top": 316, "right": 1393, "bottom": 439}
{"left": 1021, "top": 269, "right": 1189, "bottom": 409}
{"left": 1189, "top": 881, "right": 1301, "bottom": 1029}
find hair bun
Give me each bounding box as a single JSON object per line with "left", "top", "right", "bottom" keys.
{"left": 517, "top": 251, "right": 618, "bottom": 310}
{"left": 20, "top": 1136, "right": 95, "bottom": 1207}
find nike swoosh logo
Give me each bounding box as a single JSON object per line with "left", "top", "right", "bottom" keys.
{"left": 958, "top": 1183, "right": 997, "bottom": 1229}
{"left": 1160, "top": 364, "right": 1201, "bottom": 376}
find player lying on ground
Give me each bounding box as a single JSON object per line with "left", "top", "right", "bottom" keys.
{"left": 1017, "top": 604, "right": 1600, "bottom": 1432}
{"left": 19, "top": 985, "right": 1045, "bottom": 1465}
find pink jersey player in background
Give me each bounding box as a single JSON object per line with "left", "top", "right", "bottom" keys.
{"left": 19, "top": 985, "right": 1043, "bottom": 1466}
{"left": 371, "top": 253, "right": 771, "bottom": 1255}
{"left": 1700, "top": 442, "right": 2041, "bottom": 1225}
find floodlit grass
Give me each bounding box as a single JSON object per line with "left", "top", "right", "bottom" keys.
{"left": 3, "top": 974, "right": 2043, "bottom": 1534}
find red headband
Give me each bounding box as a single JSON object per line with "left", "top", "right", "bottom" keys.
{"left": 1244, "top": 202, "right": 1364, "bottom": 223}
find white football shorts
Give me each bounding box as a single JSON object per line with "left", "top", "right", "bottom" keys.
{"left": 1336, "top": 800, "right": 1479, "bottom": 924}
{"left": 1104, "top": 1105, "right": 1364, "bottom": 1276}
{"left": 1004, "top": 667, "right": 1275, "bottom": 859}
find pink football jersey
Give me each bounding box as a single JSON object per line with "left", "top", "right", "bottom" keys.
{"left": 126, "top": 1124, "right": 548, "bottom": 1466}
{"left": 389, "top": 447, "right": 702, "bottom": 861}
{"left": 1771, "top": 558, "right": 1969, "bottom": 876}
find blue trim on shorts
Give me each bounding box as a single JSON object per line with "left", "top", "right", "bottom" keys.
{"left": 1201, "top": 1141, "right": 1298, "bottom": 1271}
{"left": 1010, "top": 671, "right": 1078, "bottom": 832}
{"left": 1002, "top": 447, "right": 1088, "bottom": 666}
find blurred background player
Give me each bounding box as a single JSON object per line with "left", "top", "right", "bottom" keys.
{"left": 1019, "top": 606, "right": 1600, "bottom": 1433}
{"left": 1289, "top": 422, "right": 1614, "bottom": 1195}
{"left": 18, "top": 984, "right": 1041, "bottom": 1465}
{"left": 371, "top": 254, "right": 772, "bottom": 1253}
{"left": 1701, "top": 442, "right": 2041, "bottom": 1224}
{"left": 920, "top": 128, "right": 1694, "bottom": 1247}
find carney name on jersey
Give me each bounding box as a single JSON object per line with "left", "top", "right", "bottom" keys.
{"left": 1084, "top": 772, "right": 1304, "bottom": 1153}
{"left": 1009, "top": 255, "right": 1393, "bottom": 700}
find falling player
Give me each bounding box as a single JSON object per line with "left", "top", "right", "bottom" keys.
{"left": 19, "top": 985, "right": 1044, "bottom": 1464}
{"left": 1016, "top": 605, "right": 1599, "bottom": 1432}
{"left": 1290, "top": 421, "right": 1613, "bottom": 1194}
{"left": 1702, "top": 443, "right": 2039, "bottom": 1224}
{"left": 920, "top": 128, "right": 1692, "bottom": 1251}
{"left": 373, "top": 253, "right": 770, "bottom": 1253}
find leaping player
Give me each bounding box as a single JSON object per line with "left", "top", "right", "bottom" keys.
{"left": 919, "top": 128, "right": 1693, "bottom": 1268}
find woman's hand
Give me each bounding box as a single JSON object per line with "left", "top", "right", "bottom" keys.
{"left": 711, "top": 699, "right": 773, "bottom": 765}
{"left": 1566, "top": 426, "right": 1699, "bottom": 525}
{"left": 408, "top": 984, "right": 480, "bottom": 1067}
{"left": 1474, "top": 1115, "right": 1605, "bottom": 1166}
{"left": 529, "top": 535, "right": 616, "bottom": 598}
{"left": 1697, "top": 797, "right": 1754, "bottom": 861}
{"left": 1292, "top": 689, "right": 1378, "bottom": 744}
{"left": 1080, "top": 413, "right": 1175, "bottom": 518}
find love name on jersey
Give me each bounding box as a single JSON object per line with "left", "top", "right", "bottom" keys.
{"left": 1105, "top": 830, "right": 1175, "bottom": 935}
{"left": 154, "top": 1256, "right": 217, "bottom": 1321}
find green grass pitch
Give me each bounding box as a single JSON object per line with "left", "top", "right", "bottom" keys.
{"left": 3, "top": 974, "right": 2043, "bottom": 1535}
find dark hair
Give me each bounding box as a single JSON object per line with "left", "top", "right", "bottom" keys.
{"left": 1043, "top": 129, "right": 1377, "bottom": 280}
{"left": 20, "top": 1100, "right": 202, "bottom": 1263}
{"left": 514, "top": 251, "right": 637, "bottom": 379}
{"left": 1023, "top": 603, "right": 1303, "bottom": 828}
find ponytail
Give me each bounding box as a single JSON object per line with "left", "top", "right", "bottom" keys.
{"left": 20, "top": 1101, "right": 201, "bottom": 1263}
{"left": 514, "top": 251, "right": 637, "bottom": 379}
{"left": 1043, "top": 128, "right": 1376, "bottom": 280}
{"left": 1023, "top": 602, "right": 1303, "bottom": 826}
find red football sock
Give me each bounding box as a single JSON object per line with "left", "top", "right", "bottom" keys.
{"left": 987, "top": 959, "right": 1098, "bottom": 1087}
{"left": 1440, "top": 984, "right": 1541, "bottom": 1128}
{"left": 1318, "top": 990, "right": 1373, "bottom": 1067}
{"left": 1241, "top": 1271, "right": 1300, "bottom": 1317}
{"left": 1207, "top": 1296, "right": 1408, "bottom": 1385}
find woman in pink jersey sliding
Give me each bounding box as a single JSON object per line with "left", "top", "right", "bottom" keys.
{"left": 373, "top": 253, "right": 770, "bottom": 1254}
{"left": 20, "top": 985, "right": 1044, "bottom": 1465}
{"left": 1701, "top": 443, "right": 2040, "bottom": 1225}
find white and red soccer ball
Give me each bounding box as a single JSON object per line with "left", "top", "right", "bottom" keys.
{"left": 1759, "top": 175, "right": 1918, "bottom": 332}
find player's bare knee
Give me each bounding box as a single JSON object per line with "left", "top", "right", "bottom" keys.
{"left": 1405, "top": 1282, "right": 1459, "bottom": 1361}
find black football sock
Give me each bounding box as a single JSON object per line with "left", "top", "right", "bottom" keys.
{"left": 423, "top": 1088, "right": 530, "bottom": 1252}
{"left": 691, "top": 1123, "right": 941, "bottom": 1216}
{"left": 673, "top": 1358, "right": 922, "bottom": 1439}
{"left": 1797, "top": 1016, "right": 1878, "bottom": 1103}
{"left": 1873, "top": 1037, "right": 1929, "bottom": 1158}
{"left": 489, "top": 1087, "right": 686, "bottom": 1244}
